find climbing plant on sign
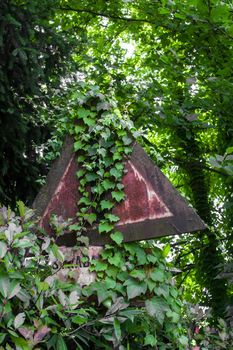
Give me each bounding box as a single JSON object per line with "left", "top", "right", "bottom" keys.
{"left": 62, "top": 85, "right": 190, "bottom": 349}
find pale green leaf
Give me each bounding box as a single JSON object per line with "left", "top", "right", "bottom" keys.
{"left": 14, "top": 313, "right": 26, "bottom": 329}
{"left": 0, "top": 241, "right": 7, "bottom": 258}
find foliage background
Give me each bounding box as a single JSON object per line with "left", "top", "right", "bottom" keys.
{"left": 0, "top": 0, "right": 233, "bottom": 346}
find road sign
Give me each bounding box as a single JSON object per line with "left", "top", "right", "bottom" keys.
{"left": 33, "top": 137, "right": 205, "bottom": 246}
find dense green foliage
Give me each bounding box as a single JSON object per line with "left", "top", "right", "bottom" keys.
{"left": 1, "top": 0, "right": 233, "bottom": 347}
{"left": 0, "top": 190, "right": 186, "bottom": 347}
{"left": 0, "top": 0, "right": 74, "bottom": 205}
{"left": 55, "top": 0, "right": 233, "bottom": 318}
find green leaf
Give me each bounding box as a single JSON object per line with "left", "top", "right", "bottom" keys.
{"left": 93, "top": 261, "right": 108, "bottom": 272}
{"left": 0, "top": 275, "right": 10, "bottom": 298}
{"left": 102, "top": 179, "right": 115, "bottom": 190}
{"left": 124, "top": 279, "right": 147, "bottom": 299}
{"left": 112, "top": 191, "right": 125, "bottom": 202}
{"left": 76, "top": 169, "right": 85, "bottom": 178}
{"left": 145, "top": 297, "right": 170, "bottom": 325}
{"left": 100, "top": 200, "right": 114, "bottom": 210}
{"left": 17, "top": 201, "right": 26, "bottom": 218}
{"left": 114, "top": 318, "right": 121, "bottom": 341}
{"left": 75, "top": 125, "right": 85, "bottom": 133}
{"left": 105, "top": 277, "right": 116, "bottom": 289}
{"left": 110, "top": 168, "right": 122, "bottom": 179}
{"left": 147, "top": 254, "right": 158, "bottom": 263}
{"left": 150, "top": 268, "right": 165, "bottom": 282}
{"left": 86, "top": 173, "right": 99, "bottom": 182}
{"left": 129, "top": 269, "right": 146, "bottom": 281}
{"left": 162, "top": 244, "right": 170, "bottom": 257}
{"left": 56, "top": 335, "right": 68, "bottom": 350}
{"left": 96, "top": 283, "right": 109, "bottom": 304}
{"left": 166, "top": 310, "right": 180, "bottom": 323}
{"left": 8, "top": 282, "right": 21, "bottom": 299}
{"left": 77, "top": 108, "right": 90, "bottom": 119}
{"left": 0, "top": 241, "right": 7, "bottom": 258}
{"left": 14, "top": 313, "right": 26, "bottom": 329}
{"left": 226, "top": 146, "right": 233, "bottom": 154}
{"left": 74, "top": 141, "right": 84, "bottom": 151}
{"left": 135, "top": 247, "right": 147, "bottom": 265}
{"left": 105, "top": 214, "right": 119, "bottom": 223}
{"left": 156, "top": 285, "right": 169, "bottom": 299}
{"left": 83, "top": 213, "right": 97, "bottom": 225}
{"left": 122, "top": 135, "right": 132, "bottom": 145}
{"left": 110, "top": 231, "right": 123, "bottom": 245}
{"left": 144, "top": 334, "right": 157, "bottom": 346}
{"left": 72, "top": 315, "right": 87, "bottom": 325}
{"left": 83, "top": 116, "right": 95, "bottom": 126}
{"left": 178, "top": 335, "right": 189, "bottom": 346}
{"left": 108, "top": 252, "right": 123, "bottom": 267}
{"left": 10, "top": 336, "right": 31, "bottom": 350}
{"left": 0, "top": 333, "right": 6, "bottom": 345}
{"left": 99, "top": 222, "right": 114, "bottom": 233}
{"left": 51, "top": 244, "right": 64, "bottom": 262}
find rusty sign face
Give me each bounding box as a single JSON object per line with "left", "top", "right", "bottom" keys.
{"left": 33, "top": 137, "right": 205, "bottom": 246}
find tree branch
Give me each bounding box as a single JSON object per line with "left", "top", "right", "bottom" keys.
{"left": 59, "top": 6, "right": 167, "bottom": 27}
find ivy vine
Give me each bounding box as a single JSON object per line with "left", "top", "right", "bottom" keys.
{"left": 63, "top": 86, "right": 189, "bottom": 348}
{"left": 68, "top": 88, "right": 134, "bottom": 246}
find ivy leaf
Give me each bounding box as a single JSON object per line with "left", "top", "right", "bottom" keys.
{"left": 99, "top": 222, "right": 114, "bottom": 233}
{"left": 83, "top": 116, "right": 95, "bottom": 126}
{"left": 76, "top": 169, "right": 85, "bottom": 178}
{"left": 102, "top": 179, "right": 115, "bottom": 190}
{"left": 74, "top": 125, "right": 85, "bottom": 133}
{"left": 14, "top": 313, "right": 26, "bottom": 329}
{"left": 147, "top": 279, "right": 156, "bottom": 292}
{"left": 86, "top": 173, "right": 99, "bottom": 182}
{"left": 83, "top": 213, "right": 97, "bottom": 225}
{"left": 147, "top": 254, "right": 158, "bottom": 263}
{"left": 156, "top": 285, "right": 169, "bottom": 299}
{"left": 124, "top": 279, "right": 147, "bottom": 299}
{"left": 74, "top": 141, "right": 84, "bottom": 151}
{"left": 122, "top": 135, "right": 132, "bottom": 145}
{"left": 135, "top": 246, "right": 147, "bottom": 265}
{"left": 105, "top": 277, "right": 116, "bottom": 289}
{"left": 108, "top": 252, "right": 123, "bottom": 267}
{"left": 105, "top": 214, "right": 119, "bottom": 222}
{"left": 78, "top": 197, "right": 91, "bottom": 206}
{"left": 145, "top": 297, "right": 170, "bottom": 325}
{"left": 110, "top": 168, "right": 122, "bottom": 179}
{"left": 110, "top": 231, "right": 123, "bottom": 245}
{"left": 166, "top": 310, "right": 180, "bottom": 323}
{"left": 144, "top": 334, "right": 157, "bottom": 346}
{"left": 130, "top": 269, "right": 146, "bottom": 281}
{"left": 112, "top": 191, "right": 125, "bottom": 202}
{"left": 77, "top": 108, "right": 90, "bottom": 119}
{"left": 178, "top": 335, "right": 189, "bottom": 346}
{"left": 100, "top": 200, "right": 114, "bottom": 210}
{"left": 150, "top": 268, "right": 165, "bottom": 282}
{"left": 92, "top": 261, "right": 108, "bottom": 272}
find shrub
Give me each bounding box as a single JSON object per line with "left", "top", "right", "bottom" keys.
{"left": 0, "top": 203, "right": 189, "bottom": 349}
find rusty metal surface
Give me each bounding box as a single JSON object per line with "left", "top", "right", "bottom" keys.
{"left": 33, "top": 137, "right": 206, "bottom": 245}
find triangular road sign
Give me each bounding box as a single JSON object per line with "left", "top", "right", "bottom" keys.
{"left": 33, "top": 137, "right": 205, "bottom": 246}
